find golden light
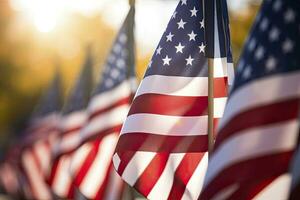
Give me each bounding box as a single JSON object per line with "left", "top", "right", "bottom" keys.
{"left": 11, "top": 0, "right": 65, "bottom": 33}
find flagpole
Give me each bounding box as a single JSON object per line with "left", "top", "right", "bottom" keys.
{"left": 208, "top": 58, "right": 214, "bottom": 155}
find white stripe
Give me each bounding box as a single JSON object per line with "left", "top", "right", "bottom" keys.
{"left": 147, "top": 153, "right": 185, "bottom": 200}
{"left": 79, "top": 134, "right": 118, "bottom": 199}
{"left": 205, "top": 120, "right": 298, "bottom": 186}
{"left": 70, "top": 143, "right": 93, "bottom": 175}
{"left": 121, "top": 114, "right": 208, "bottom": 136}
{"left": 219, "top": 72, "right": 300, "bottom": 131}
{"left": 253, "top": 174, "right": 291, "bottom": 200}
{"left": 136, "top": 75, "right": 208, "bottom": 97}
{"left": 103, "top": 167, "right": 124, "bottom": 200}
{"left": 22, "top": 150, "right": 51, "bottom": 200}
{"left": 81, "top": 105, "right": 129, "bottom": 140}
{"left": 88, "top": 80, "right": 132, "bottom": 113}
{"left": 213, "top": 58, "right": 228, "bottom": 78}
{"left": 52, "top": 155, "right": 72, "bottom": 197}
{"left": 122, "top": 151, "right": 156, "bottom": 186}
{"left": 61, "top": 111, "right": 86, "bottom": 130}
{"left": 59, "top": 131, "right": 81, "bottom": 153}
{"left": 34, "top": 141, "right": 50, "bottom": 175}
{"left": 214, "top": 97, "right": 227, "bottom": 118}
{"left": 183, "top": 153, "right": 208, "bottom": 200}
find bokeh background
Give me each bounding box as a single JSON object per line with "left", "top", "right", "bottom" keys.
{"left": 0, "top": 0, "right": 261, "bottom": 152}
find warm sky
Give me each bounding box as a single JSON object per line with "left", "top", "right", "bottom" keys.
{"left": 9, "top": 0, "right": 254, "bottom": 55}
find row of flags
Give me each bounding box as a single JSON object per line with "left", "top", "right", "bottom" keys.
{"left": 0, "top": 0, "right": 299, "bottom": 199}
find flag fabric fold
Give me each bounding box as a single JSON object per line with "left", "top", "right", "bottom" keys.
{"left": 113, "top": 0, "right": 231, "bottom": 199}
{"left": 48, "top": 48, "right": 93, "bottom": 199}
{"left": 20, "top": 71, "right": 63, "bottom": 200}
{"left": 69, "top": 6, "right": 136, "bottom": 200}
{"left": 200, "top": 0, "right": 300, "bottom": 199}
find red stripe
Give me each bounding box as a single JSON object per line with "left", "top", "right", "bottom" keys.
{"left": 94, "top": 163, "right": 115, "bottom": 200}
{"left": 116, "top": 133, "right": 208, "bottom": 153}
{"left": 116, "top": 151, "right": 136, "bottom": 176}
{"left": 168, "top": 153, "right": 204, "bottom": 200}
{"left": 47, "top": 158, "right": 59, "bottom": 185}
{"left": 214, "top": 77, "right": 228, "bottom": 98}
{"left": 214, "top": 98, "right": 300, "bottom": 151}
{"left": 129, "top": 94, "right": 208, "bottom": 116}
{"left": 61, "top": 126, "right": 82, "bottom": 136}
{"left": 228, "top": 177, "right": 277, "bottom": 200}
{"left": 133, "top": 153, "right": 169, "bottom": 197}
{"left": 89, "top": 96, "right": 131, "bottom": 121}
{"left": 80, "top": 124, "right": 123, "bottom": 146}
{"left": 199, "top": 151, "right": 293, "bottom": 200}
{"left": 73, "top": 140, "right": 101, "bottom": 187}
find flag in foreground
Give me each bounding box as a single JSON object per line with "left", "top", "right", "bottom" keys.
{"left": 69, "top": 6, "right": 136, "bottom": 200}
{"left": 113, "top": 0, "right": 230, "bottom": 199}
{"left": 200, "top": 0, "right": 300, "bottom": 199}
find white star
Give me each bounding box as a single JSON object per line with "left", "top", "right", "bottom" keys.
{"left": 119, "top": 33, "right": 127, "bottom": 43}
{"left": 175, "top": 43, "right": 185, "bottom": 53}
{"left": 269, "top": 27, "right": 280, "bottom": 41}
{"left": 162, "top": 55, "right": 172, "bottom": 66}
{"left": 284, "top": 9, "right": 295, "bottom": 23}
{"left": 181, "top": 0, "right": 187, "bottom": 5}
{"left": 273, "top": 0, "right": 282, "bottom": 12}
{"left": 255, "top": 46, "right": 265, "bottom": 60}
{"left": 166, "top": 32, "right": 174, "bottom": 42}
{"left": 259, "top": 18, "right": 269, "bottom": 32}
{"left": 156, "top": 46, "right": 162, "bottom": 55}
{"left": 265, "top": 56, "right": 277, "bottom": 71}
{"left": 116, "top": 59, "right": 125, "bottom": 68}
{"left": 248, "top": 38, "right": 256, "bottom": 52}
{"left": 242, "top": 65, "right": 251, "bottom": 79}
{"left": 200, "top": 19, "right": 204, "bottom": 28}
{"left": 148, "top": 60, "right": 153, "bottom": 68}
{"left": 185, "top": 55, "right": 194, "bottom": 66}
{"left": 237, "top": 59, "right": 245, "bottom": 72}
{"left": 111, "top": 69, "right": 120, "bottom": 78}
{"left": 199, "top": 42, "right": 205, "bottom": 53}
{"left": 282, "top": 38, "right": 294, "bottom": 53}
{"left": 190, "top": 7, "right": 198, "bottom": 17}
{"left": 172, "top": 11, "right": 177, "bottom": 19}
{"left": 188, "top": 31, "right": 197, "bottom": 41}
{"left": 177, "top": 19, "right": 187, "bottom": 29}
{"left": 105, "top": 79, "right": 114, "bottom": 87}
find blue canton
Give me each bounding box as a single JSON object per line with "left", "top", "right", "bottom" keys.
{"left": 145, "top": 0, "right": 208, "bottom": 78}
{"left": 233, "top": 0, "right": 300, "bottom": 94}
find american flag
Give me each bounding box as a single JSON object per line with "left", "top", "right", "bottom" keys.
{"left": 200, "top": 0, "right": 300, "bottom": 199}
{"left": 20, "top": 71, "right": 62, "bottom": 200}
{"left": 69, "top": 6, "right": 136, "bottom": 199}
{"left": 113, "top": 0, "right": 231, "bottom": 199}
{"left": 48, "top": 49, "right": 93, "bottom": 199}
{"left": 289, "top": 127, "right": 300, "bottom": 200}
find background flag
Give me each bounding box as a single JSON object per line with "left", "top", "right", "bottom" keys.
{"left": 113, "top": 0, "right": 231, "bottom": 199}
{"left": 200, "top": 0, "right": 300, "bottom": 199}
{"left": 69, "top": 6, "right": 136, "bottom": 200}
{"left": 20, "top": 70, "right": 63, "bottom": 200}
{"left": 48, "top": 48, "right": 93, "bottom": 199}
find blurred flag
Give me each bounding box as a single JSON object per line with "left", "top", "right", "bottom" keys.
{"left": 20, "top": 71, "right": 62, "bottom": 200}
{"left": 289, "top": 127, "right": 300, "bottom": 200}
{"left": 200, "top": 0, "right": 300, "bottom": 199}
{"left": 69, "top": 6, "right": 136, "bottom": 200}
{"left": 48, "top": 48, "right": 93, "bottom": 199}
{"left": 113, "top": 0, "right": 231, "bottom": 199}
